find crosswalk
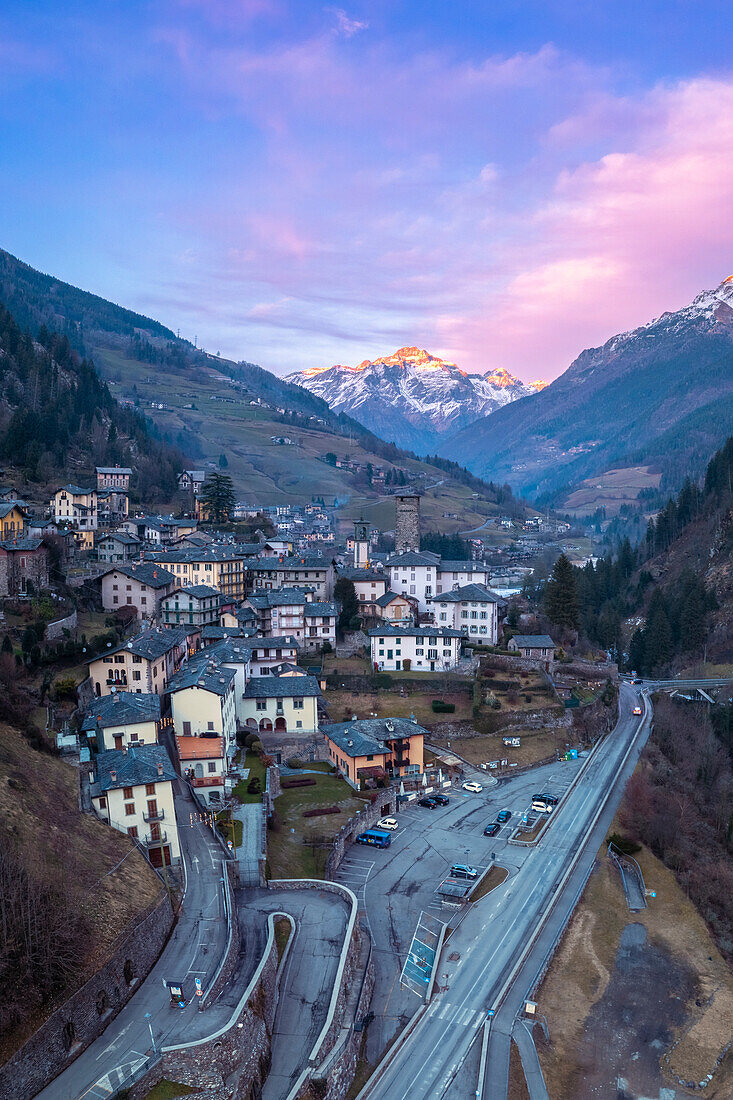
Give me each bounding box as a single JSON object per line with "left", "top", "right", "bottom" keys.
{"left": 428, "top": 1001, "right": 486, "bottom": 1030}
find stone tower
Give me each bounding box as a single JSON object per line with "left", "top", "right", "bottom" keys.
{"left": 394, "top": 492, "right": 420, "bottom": 553}
{"left": 354, "top": 518, "right": 370, "bottom": 567}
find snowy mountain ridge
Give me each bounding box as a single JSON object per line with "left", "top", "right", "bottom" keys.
{"left": 286, "top": 346, "right": 546, "bottom": 451}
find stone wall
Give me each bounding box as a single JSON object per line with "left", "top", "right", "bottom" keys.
{"left": 324, "top": 792, "right": 398, "bottom": 878}
{"left": 394, "top": 495, "right": 420, "bottom": 554}
{"left": 324, "top": 672, "right": 473, "bottom": 695}
{"left": 45, "top": 608, "right": 78, "bottom": 641}
{"left": 479, "top": 651, "right": 550, "bottom": 675}
{"left": 0, "top": 892, "right": 174, "bottom": 1100}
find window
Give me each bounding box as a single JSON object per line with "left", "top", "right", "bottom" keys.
{"left": 125, "top": 802, "right": 135, "bottom": 816}
{"left": 293, "top": 699, "right": 304, "bottom": 709}
{"left": 98, "top": 796, "right": 107, "bottom": 809}
{"left": 296, "top": 720, "right": 302, "bottom": 728}
{"left": 183, "top": 721, "right": 191, "bottom": 735}
{"left": 127, "top": 826, "right": 138, "bottom": 839}
{"left": 256, "top": 699, "right": 267, "bottom": 711}
{"left": 208, "top": 762, "right": 216, "bottom": 773}
{"left": 409, "top": 585, "right": 416, "bottom": 594}
{"left": 207, "top": 721, "right": 214, "bottom": 730}
{"left": 145, "top": 783, "right": 156, "bottom": 796}
{"left": 461, "top": 610, "right": 468, "bottom": 618}
{"left": 112, "top": 584, "right": 118, "bottom": 591}
{"left": 123, "top": 786, "right": 133, "bottom": 799}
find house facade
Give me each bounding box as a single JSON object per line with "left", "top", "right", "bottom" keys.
{"left": 338, "top": 567, "right": 388, "bottom": 615}
{"left": 427, "top": 583, "right": 501, "bottom": 644}
{"left": 243, "top": 588, "right": 337, "bottom": 651}
{"left": 101, "top": 563, "right": 176, "bottom": 620}
{"left": 247, "top": 555, "right": 335, "bottom": 599}
{"left": 145, "top": 547, "right": 248, "bottom": 602}
{"left": 169, "top": 658, "right": 238, "bottom": 759}
{"left": 374, "top": 591, "right": 417, "bottom": 624}
{"left": 323, "top": 717, "right": 425, "bottom": 787}
{"left": 0, "top": 502, "right": 26, "bottom": 540}
{"left": 89, "top": 627, "right": 197, "bottom": 697}
{"left": 97, "top": 532, "right": 141, "bottom": 564}
{"left": 508, "top": 635, "right": 556, "bottom": 662}
{"left": 160, "top": 585, "right": 221, "bottom": 629}
{"left": 89, "top": 743, "right": 180, "bottom": 866}
{"left": 387, "top": 551, "right": 493, "bottom": 613}
{"left": 176, "top": 734, "right": 226, "bottom": 805}
{"left": 82, "top": 691, "right": 161, "bottom": 751}
{"left": 0, "top": 538, "right": 49, "bottom": 597}
{"left": 369, "top": 625, "right": 463, "bottom": 671}
{"left": 52, "top": 485, "right": 98, "bottom": 547}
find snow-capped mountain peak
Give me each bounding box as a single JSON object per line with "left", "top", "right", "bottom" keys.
{"left": 286, "top": 348, "right": 546, "bottom": 451}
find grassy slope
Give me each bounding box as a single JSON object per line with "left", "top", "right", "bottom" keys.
{"left": 0, "top": 725, "right": 161, "bottom": 1059}
{"left": 93, "top": 344, "right": 505, "bottom": 528}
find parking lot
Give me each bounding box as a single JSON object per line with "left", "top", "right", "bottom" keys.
{"left": 332, "top": 755, "right": 584, "bottom": 1062}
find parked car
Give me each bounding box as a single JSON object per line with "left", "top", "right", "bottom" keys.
{"left": 483, "top": 822, "right": 500, "bottom": 837}
{"left": 450, "top": 863, "right": 479, "bottom": 880}
{"left": 431, "top": 794, "right": 449, "bottom": 806}
{"left": 462, "top": 781, "right": 483, "bottom": 793}
{"left": 418, "top": 797, "right": 437, "bottom": 808}
{"left": 496, "top": 809, "right": 511, "bottom": 823}
{"left": 377, "top": 817, "right": 399, "bottom": 830}
{"left": 633, "top": 705, "right": 642, "bottom": 716}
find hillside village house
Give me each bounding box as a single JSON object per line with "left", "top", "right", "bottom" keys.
{"left": 508, "top": 635, "right": 556, "bottom": 663}
{"left": 369, "top": 625, "right": 463, "bottom": 672}
{"left": 176, "top": 733, "right": 226, "bottom": 806}
{"left": 374, "top": 591, "right": 417, "bottom": 625}
{"left": 241, "top": 636, "right": 300, "bottom": 676}
{"left": 96, "top": 466, "right": 131, "bottom": 520}
{"left": 89, "top": 743, "right": 180, "bottom": 867}
{"left": 0, "top": 538, "right": 50, "bottom": 597}
{"left": 242, "top": 588, "right": 337, "bottom": 651}
{"left": 338, "top": 567, "right": 389, "bottom": 614}
{"left": 247, "top": 555, "right": 335, "bottom": 599}
{"left": 427, "top": 583, "right": 502, "bottom": 644}
{"left": 386, "top": 551, "right": 494, "bottom": 613}
{"left": 52, "top": 485, "right": 98, "bottom": 547}
{"left": 0, "top": 501, "right": 26, "bottom": 540}
{"left": 145, "top": 546, "right": 248, "bottom": 601}
{"left": 201, "top": 639, "right": 253, "bottom": 726}
{"left": 160, "top": 585, "right": 221, "bottom": 629}
{"left": 89, "top": 626, "right": 197, "bottom": 697}
{"left": 323, "top": 717, "right": 425, "bottom": 787}
{"left": 177, "top": 469, "right": 206, "bottom": 495}
{"left": 82, "top": 691, "right": 161, "bottom": 751}
{"left": 241, "top": 674, "right": 320, "bottom": 738}
{"left": 101, "top": 562, "right": 176, "bottom": 620}
{"left": 122, "top": 515, "right": 198, "bottom": 546}
{"left": 96, "top": 466, "right": 132, "bottom": 492}
{"left": 97, "top": 531, "right": 141, "bottom": 564}
{"left": 169, "top": 656, "right": 237, "bottom": 751}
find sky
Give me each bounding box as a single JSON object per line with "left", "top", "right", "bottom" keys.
{"left": 1, "top": 1, "right": 733, "bottom": 380}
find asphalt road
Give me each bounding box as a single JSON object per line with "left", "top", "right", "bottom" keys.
{"left": 35, "top": 781, "right": 231, "bottom": 1100}
{"left": 359, "top": 683, "right": 649, "bottom": 1100}
{"left": 334, "top": 754, "right": 586, "bottom": 1064}
{"left": 238, "top": 888, "right": 351, "bottom": 1100}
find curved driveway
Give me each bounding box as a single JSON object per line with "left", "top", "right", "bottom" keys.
{"left": 239, "top": 886, "right": 352, "bottom": 1100}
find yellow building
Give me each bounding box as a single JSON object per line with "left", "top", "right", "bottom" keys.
{"left": 81, "top": 691, "right": 161, "bottom": 751}
{"left": 0, "top": 502, "right": 26, "bottom": 540}
{"left": 146, "top": 547, "right": 248, "bottom": 602}
{"left": 322, "top": 717, "right": 425, "bottom": 788}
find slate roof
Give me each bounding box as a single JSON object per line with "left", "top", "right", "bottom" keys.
{"left": 82, "top": 691, "right": 161, "bottom": 732}
{"left": 374, "top": 590, "right": 412, "bottom": 608}
{"left": 244, "top": 675, "right": 320, "bottom": 699}
{"left": 427, "top": 583, "right": 501, "bottom": 604}
{"left": 99, "top": 532, "right": 140, "bottom": 545}
{"left": 322, "top": 717, "right": 427, "bottom": 758}
{"left": 253, "top": 555, "right": 333, "bottom": 570}
{"left": 167, "top": 657, "right": 236, "bottom": 696}
{"left": 163, "top": 584, "right": 220, "bottom": 600}
{"left": 247, "top": 587, "right": 311, "bottom": 608}
{"left": 386, "top": 551, "right": 440, "bottom": 568}
{"left": 438, "top": 560, "right": 491, "bottom": 573}
{"left": 205, "top": 639, "right": 253, "bottom": 664}
{"left": 304, "top": 602, "right": 337, "bottom": 617}
{"left": 96, "top": 467, "right": 133, "bottom": 475}
{"left": 247, "top": 636, "right": 301, "bottom": 651}
{"left": 0, "top": 501, "right": 27, "bottom": 519}
{"left": 103, "top": 562, "right": 175, "bottom": 588}
{"left": 90, "top": 743, "right": 176, "bottom": 795}
{"left": 368, "top": 625, "right": 464, "bottom": 639}
{"left": 338, "top": 567, "right": 387, "bottom": 583}
{"left": 202, "top": 625, "right": 255, "bottom": 643}
{"left": 146, "top": 546, "right": 243, "bottom": 563}
{"left": 57, "top": 484, "right": 93, "bottom": 496}
{"left": 509, "top": 634, "right": 556, "bottom": 649}
{"left": 106, "top": 627, "right": 191, "bottom": 663}
{"left": 0, "top": 537, "right": 44, "bottom": 551}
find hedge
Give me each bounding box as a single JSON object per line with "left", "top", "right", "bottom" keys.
{"left": 431, "top": 700, "right": 456, "bottom": 713}
{"left": 281, "top": 776, "right": 317, "bottom": 789}
{"left": 302, "top": 805, "right": 341, "bottom": 818}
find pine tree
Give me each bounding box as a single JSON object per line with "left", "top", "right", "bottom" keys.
{"left": 199, "top": 472, "right": 236, "bottom": 524}
{"left": 644, "top": 591, "right": 673, "bottom": 671}
{"left": 334, "top": 577, "right": 360, "bottom": 633}
{"left": 544, "top": 553, "right": 579, "bottom": 629}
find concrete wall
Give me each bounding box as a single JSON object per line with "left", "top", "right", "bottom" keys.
{"left": 0, "top": 893, "right": 174, "bottom": 1100}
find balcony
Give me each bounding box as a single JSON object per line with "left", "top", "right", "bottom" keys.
{"left": 143, "top": 808, "right": 165, "bottom": 823}
{"left": 191, "top": 775, "right": 223, "bottom": 788}
{"left": 143, "top": 830, "right": 168, "bottom": 847}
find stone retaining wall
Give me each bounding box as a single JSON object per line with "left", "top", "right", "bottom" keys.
{"left": 204, "top": 862, "right": 241, "bottom": 1006}
{"left": 324, "top": 792, "right": 398, "bottom": 878}
{"left": 44, "top": 609, "right": 78, "bottom": 640}
{"left": 0, "top": 893, "right": 174, "bottom": 1100}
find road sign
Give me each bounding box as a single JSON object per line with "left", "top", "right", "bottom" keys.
{"left": 650, "top": 891, "right": 656, "bottom": 898}
{"left": 487, "top": 1008, "right": 495, "bottom": 1017}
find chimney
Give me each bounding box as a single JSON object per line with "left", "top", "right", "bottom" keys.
{"left": 157, "top": 762, "right": 164, "bottom": 776}
{"left": 110, "top": 769, "right": 117, "bottom": 781}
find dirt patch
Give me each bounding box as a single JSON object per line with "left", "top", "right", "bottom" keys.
{"left": 470, "top": 865, "right": 509, "bottom": 902}
{"left": 536, "top": 840, "right": 733, "bottom": 1099}
{"left": 508, "top": 1037, "right": 531, "bottom": 1100}
{"left": 430, "top": 728, "right": 567, "bottom": 770}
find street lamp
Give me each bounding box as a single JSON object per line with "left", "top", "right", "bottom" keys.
{"left": 144, "top": 1011, "right": 157, "bottom": 1053}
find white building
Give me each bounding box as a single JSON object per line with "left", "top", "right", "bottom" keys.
{"left": 386, "top": 552, "right": 494, "bottom": 613}
{"left": 426, "top": 583, "right": 502, "bottom": 644}
{"left": 369, "top": 626, "right": 463, "bottom": 672}
{"left": 101, "top": 563, "right": 176, "bottom": 620}
{"left": 89, "top": 743, "right": 180, "bottom": 867}
{"left": 241, "top": 674, "right": 321, "bottom": 737}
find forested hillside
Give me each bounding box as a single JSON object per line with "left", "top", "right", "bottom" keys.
{"left": 0, "top": 303, "right": 185, "bottom": 502}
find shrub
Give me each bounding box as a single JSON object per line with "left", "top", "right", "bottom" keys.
{"left": 281, "top": 777, "right": 317, "bottom": 789}
{"left": 251, "top": 739, "right": 264, "bottom": 754}
{"left": 54, "top": 676, "right": 78, "bottom": 700}
{"left": 402, "top": 658, "right": 412, "bottom": 671}
{"left": 372, "top": 673, "right": 393, "bottom": 689}
{"left": 302, "top": 805, "right": 340, "bottom": 818}
{"left": 286, "top": 756, "right": 303, "bottom": 769}
{"left": 608, "top": 832, "right": 641, "bottom": 856}
{"left": 247, "top": 776, "right": 261, "bottom": 794}
{"left": 431, "top": 700, "right": 456, "bottom": 713}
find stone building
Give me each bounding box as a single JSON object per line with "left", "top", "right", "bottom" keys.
{"left": 394, "top": 492, "right": 421, "bottom": 553}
